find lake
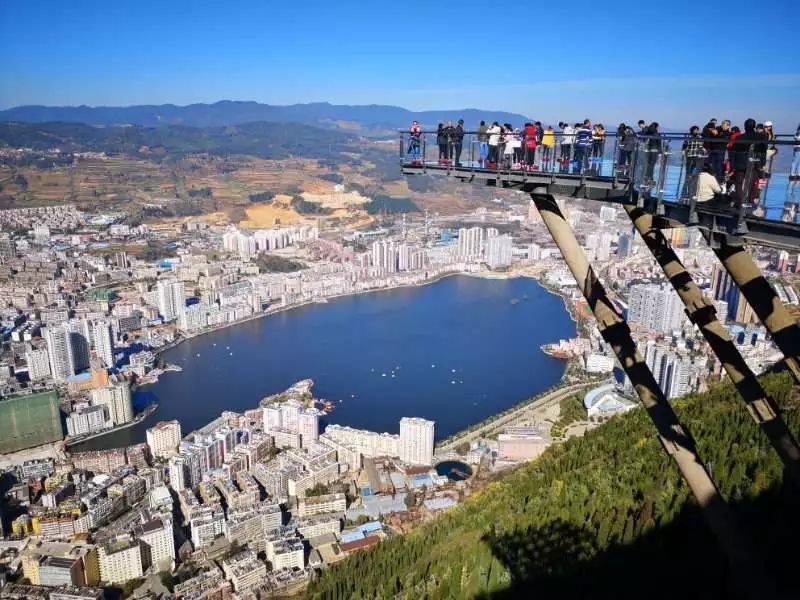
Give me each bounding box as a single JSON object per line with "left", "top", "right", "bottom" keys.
{"left": 73, "top": 274, "right": 575, "bottom": 450}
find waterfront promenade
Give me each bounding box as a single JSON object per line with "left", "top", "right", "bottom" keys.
{"left": 436, "top": 381, "right": 595, "bottom": 453}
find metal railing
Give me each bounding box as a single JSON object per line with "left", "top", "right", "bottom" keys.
{"left": 400, "top": 128, "right": 799, "bottom": 227}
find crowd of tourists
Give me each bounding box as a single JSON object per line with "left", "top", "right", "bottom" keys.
{"left": 406, "top": 118, "right": 800, "bottom": 208}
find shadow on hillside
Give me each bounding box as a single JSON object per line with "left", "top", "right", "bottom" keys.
{"left": 475, "top": 478, "right": 800, "bottom": 600}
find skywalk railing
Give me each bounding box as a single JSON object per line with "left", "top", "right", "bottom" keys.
{"left": 399, "top": 129, "right": 800, "bottom": 228}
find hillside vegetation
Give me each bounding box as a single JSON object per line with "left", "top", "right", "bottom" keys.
{"left": 0, "top": 121, "right": 353, "bottom": 159}
{"left": 307, "top": 374, "right": 800, "bottom": 599}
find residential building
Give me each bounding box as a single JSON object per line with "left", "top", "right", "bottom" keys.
{"left": 97, "top": 538, "right": 144, "bottom": 585}
{"left": 146, "top": 420, "right": 182, "bottom": 459}
{"left": 399, "top": 417, "right": 435, "bottom": 466}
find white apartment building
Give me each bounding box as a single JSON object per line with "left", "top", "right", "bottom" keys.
{"left": 90, "top": 381, "right": 132, "bottom": 426}
{"left": 222, "top": 549, "right": 267, "bottom": 592}
{"left": 628, "top": 284, "right": 686, "bottom": 333}
{"left": 25, "top": 347, "right": 51, "bottom": 381}
{"left": 269, "top": 538, "right": 304, "bottom": 571}
{"left": 146, "top": 420, "right": 182, "bottom": 459}
{"left": 156, "top": 279, "right": 185, "bottom": 322}
{"left": 98, "top": 539, "right": 144, "bottom": 585}
{"left": 322, "top": 424, "right": 400, "bottom": 458}
{"left": 399, "top": 417, "right": 435, "bottom": 466}
{"left": 137, "top": 518, "right": 175, "bottom": 572}
{"left": 296, "top": 492, "right": 347, "bottom": 517}
{"left": 44, "top": 325, "right": 75, "bottom": 382}
{"left": 486, "top": 234, "right": 512, "bottom": 269}
{"left": 66, "top": 405, "right": 108, "bottom": 437}
{"left": 91, "top": 320, "right": 114, "bottom": 368}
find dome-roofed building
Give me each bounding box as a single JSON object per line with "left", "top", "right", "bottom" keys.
{"left": 583, "top": 384, "right": 637, "bottom": 419}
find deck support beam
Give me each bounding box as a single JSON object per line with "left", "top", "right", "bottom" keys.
{"left": 528, "top": 190, "right": 768, "bottom": 597}
{"left": 627, "top": 206, "right": 800, "bottom": 484}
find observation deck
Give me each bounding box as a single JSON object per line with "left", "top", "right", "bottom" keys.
{"left": 399, "top": 130, "right": 800, "bottom": 250}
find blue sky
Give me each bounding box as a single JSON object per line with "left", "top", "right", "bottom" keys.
{"left": 1, "top": 0, "right": 798, "bottom": 130}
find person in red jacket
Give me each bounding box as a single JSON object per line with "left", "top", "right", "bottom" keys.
{"left": 524, "top": 123, "right": 538, "bottom": 170}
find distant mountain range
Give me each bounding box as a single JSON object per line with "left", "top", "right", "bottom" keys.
{"left": 0, "top": 121, "right": 354, "bottom": 159}
{"left": 0, "top": 101, "right": 531, "bottom": 133}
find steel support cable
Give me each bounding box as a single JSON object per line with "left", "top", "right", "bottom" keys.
{"left": 626, "top": 206, "right": 800, "bottom": 485}
{"left": 528, "top": 190, "right": 771, "bottom": 598}
{"left": 704, "top": 232, "right": 800, "bottom": 384}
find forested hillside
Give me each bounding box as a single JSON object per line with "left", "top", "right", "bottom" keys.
{"left": 308, "top": 374, "right": 800, "bottom": 600}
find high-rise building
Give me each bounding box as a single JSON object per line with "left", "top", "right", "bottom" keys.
{"left": 628, "top": 284, "right": 686, "bottom": 333}
{"left": 280, "top": 401, "right": 302, "bottom": 432}
{"left": 263, "top": 405, "right": 282, "bottom": 430}
{"left": 486, "top": 235, "right": 513, "bottom": 269}
{"left": 617, "top": 232, "right": 633, "bottom": 258}
{"left": 136, "top": 518, "right": 175, "bottom": 573}
{"left": 146, "top": 420, "right": 182, "bottom": 459}
{"left": 710, "top": 263, "right": 756, "bottom": 324}
{"left": 156, "top": 280, "right": 185, "bottom": 322}
{"left": 90, "top": 380, "right": 132, "bottom": 426}
{"left": 44, "top": 325, "right": 75, "bottom": 382}
{"left": 26, "top": 347, "right": 51, "bottom": 381}
{"left": 66, "top": 405, "right": 108, "bottom": 437}
{"left": 67, "top": 320, "right": 91, "bottom": 372}
{"left": 91, "top": 320, "right": 114, "bottom": 368}
{"left": 98, "top": 538, "right": 144, "bottom": 585}
{"left": 298, "top": 409, "right": 320, "bottom": 447}
{"left": 457, "top": 227, "right": 485, "bottom": 259}
{"left": 399, "top": 417, "right": 435, "bottom": 466}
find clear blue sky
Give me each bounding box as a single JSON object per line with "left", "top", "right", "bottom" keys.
{"left": 1, "top": 0, "right": 798, "bottom": 130}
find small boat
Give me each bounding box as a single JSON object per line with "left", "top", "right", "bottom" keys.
{"left": 431, "top": 364, "right": 436, "bottom": 368}
{"left": 226, "top": 346, "right": 230, "bottom": 350}
{"left": 451, "top": 380, "right": 456, "bottom": 384}
{"left": 350, "top": 394, "right": 355, "bottom": 398}
{"left": 382, "top": 373, "right": 387, "bottom": 377}
{"left": 196, "top": 353, "right": 200, "bottom": 357}
{"left": 230, "top": 352, "right": 233, "bottom": 356}
{"left": 371, "top": 368, "right": 375, "bottom": 372}
{"left": 213, "top": 343, "right": 217, "bottom": 346}
{"left": 451, "top": 369, "right": 456, "bottom": 373}
{"left": 391, "top": 374, "right": 396, "bottom": 378}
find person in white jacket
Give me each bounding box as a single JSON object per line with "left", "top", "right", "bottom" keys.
{"left": 486, "top": 122, "right": 502, "bottom": 164}
{"left": 696, "top": 163, "right": 723, "bottom": 202}
{"left": 559, "top": 122, "right": 575, "bottom": 171}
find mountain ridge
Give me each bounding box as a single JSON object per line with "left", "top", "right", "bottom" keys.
{"left": 0, "top": 100, "right": 532, "bottom": 133}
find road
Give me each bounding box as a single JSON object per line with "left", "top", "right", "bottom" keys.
{"left": 436, "top": 381, "right": 597, "bottom": 452}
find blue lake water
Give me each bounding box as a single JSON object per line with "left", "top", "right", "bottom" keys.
{"left": 74, "top": 275, "right": 575, "bottom": 450}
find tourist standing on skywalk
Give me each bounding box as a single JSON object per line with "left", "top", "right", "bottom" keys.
{"left": 559, "top": 122, "right": 575, "bottom": 172}
{"left": 407, "top": 120, "right": 421, "bottom": 162}
{"left": 573, "top": 120, "right": 593, "bottom": 174}
{"left": 486, "top": 122, "right": 501, "bottom": 165}
{"left": 477, "top": 121, "right": 489, "bottom": 167}
{"left": 436, "top": 123, "right": 448, "bottom": 162}
{"left": 453, "top": 120, "right": 465, "bottom": 167}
